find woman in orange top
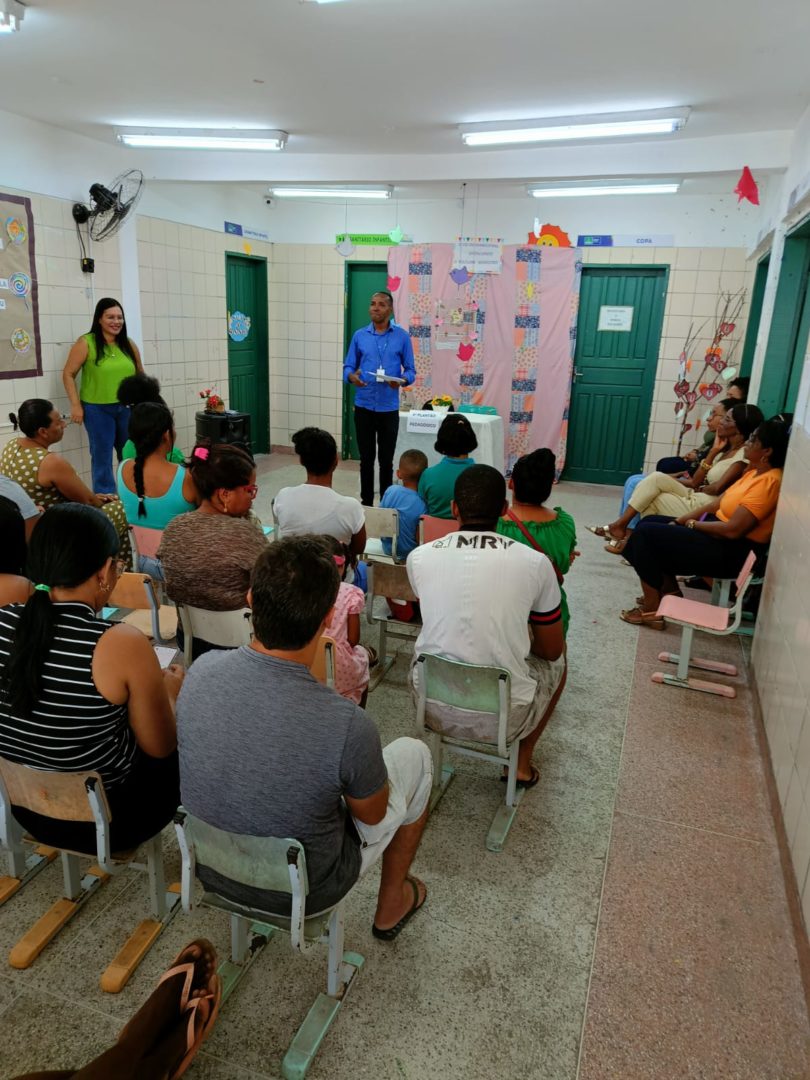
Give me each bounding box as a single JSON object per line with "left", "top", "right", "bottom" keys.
{"left": 619, "top": 418, "right": 789, "bottom": 628}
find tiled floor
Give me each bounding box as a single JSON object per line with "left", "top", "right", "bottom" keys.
{"left": 0, "top": 458, "right": 807, "bottom": 1079}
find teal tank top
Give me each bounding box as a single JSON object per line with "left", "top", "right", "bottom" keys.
{"left": 116, "top": 461, "right": 196, "bottom": 530}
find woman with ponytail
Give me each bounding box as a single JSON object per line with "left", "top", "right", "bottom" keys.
{"left": 116, "top": 402, "right": 198, "bottom": 534}
{"left": 0, "top": 504, "right": 183, "bottom": 853}
{"left": 0, "top": 398, "right": 132, "bottom": 567}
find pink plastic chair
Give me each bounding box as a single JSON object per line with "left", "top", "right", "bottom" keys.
{"left": 129, "top": 524, "right": 163, "bottom": 561}
{"left": 652, "top": 551, "right": 758, "bottom": 697}
{"left": 418, "top": 515, "right": 459, "bottom": 545}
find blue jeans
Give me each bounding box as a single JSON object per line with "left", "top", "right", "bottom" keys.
{"left": 621, "top": 474, "right": 642, "bottom": 530}
{"left": 82, "top": 401, "right": 131, "bottom": 493}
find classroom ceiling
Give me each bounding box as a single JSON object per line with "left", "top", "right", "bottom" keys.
{"left": 2, "top": 0, "right": 808, "bottom": 183}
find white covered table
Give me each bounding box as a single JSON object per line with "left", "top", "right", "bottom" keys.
{"left": 394, "top": 411, "right": 505, "bottom": 474}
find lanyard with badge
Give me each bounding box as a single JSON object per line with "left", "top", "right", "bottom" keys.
{"left": 374, "top": 330, "right": 390, "bottom": 382}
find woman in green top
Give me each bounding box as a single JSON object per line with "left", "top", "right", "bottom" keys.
{"left": 417, "top": 413, "right": 477, "bottom": 519}
{"left": 63, "top": 297, "right": 143, "bottom": 495}
{"left": 497, "top": 448, "right": 578, "bottom": 637}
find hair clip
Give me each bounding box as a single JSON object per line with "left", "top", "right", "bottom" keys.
{"left": 333, "top": 555, "right": 346, "bottom": 567}
{"left": 193, "top": 446, "right": 210, "bottom": 461}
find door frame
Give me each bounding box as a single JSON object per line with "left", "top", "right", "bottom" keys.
{"left": 225, "top": 251, "right": 269, "bottom": 453}
{"left": 563, "top": 263, "right": 668, "bottom": 483}
{"left": 757, "top": 214, "right": 810, "bottom": 416}
{"left": 341, "top": 260, "right": 388, "bottom": 459}
{"left": 739, "top": 252, "right": 770, "bottom": 379}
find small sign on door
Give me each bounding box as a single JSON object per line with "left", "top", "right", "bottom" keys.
{"left": 597, "top": 305, "right": 634, "bottom": 332}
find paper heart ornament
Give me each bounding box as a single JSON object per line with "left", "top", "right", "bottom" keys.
{"left": 674, "top": 379, "right": 690, "bottom": 399}
{"left": 674, "top": 402, "right": 685, "bottom": 415}
{"left": 335, "top": 237, "right": 355, "bottom": 258}
{"left": 388, "top": 226, "right": 404, "bottom": 244}
{"left": 457, "top": 342, "right": 475, "bottom": 362}
{"left": 701, "top": 382, "right": 723, "bottom": 400}
{"left": 450, "top": 267, "right": 471, "bottom": 286}
{"left": 718, "top": 322, "right": 736, "bottom": 337}
{"left": 387, "top": 274, "right": 401, "bottom": 292}
{"left": 706, "top": 353, "right": 727, "bottom": 373}
{"left": 684, "top": 391, "right": 698, "bottom": 409}
{"left": 682, "top": 423, "right": 693, "bottom": 434}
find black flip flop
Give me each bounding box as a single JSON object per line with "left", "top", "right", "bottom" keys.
{"left": 372, "top": 877, "right": 426, "bottom": 941}
{"left": 499, "top": 765, "right": 541, "bottom": 789}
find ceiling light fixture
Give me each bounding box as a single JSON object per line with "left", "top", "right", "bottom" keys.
{"left": 0, "top": 0, "right": 25, "bottom": 33}
{"left": 528, "top": 181, "right": 681, "bottom": 198}
{"left": 116, "top": 128, "right": 288, "bottom": 151}
{"left": 460, "top": 108, "right": 689, "bottom": 147}
{"left": 268, "top": 187, "right": 392, "bottom": 200}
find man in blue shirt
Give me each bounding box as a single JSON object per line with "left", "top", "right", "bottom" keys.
{"left": 343, "top": 290, "right": 416, "bottom": 506}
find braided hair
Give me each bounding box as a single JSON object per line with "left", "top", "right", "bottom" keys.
{"left": 127, "top": 402, "right": 174, "bottom": 518}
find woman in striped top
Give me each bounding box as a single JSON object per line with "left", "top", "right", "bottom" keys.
{"left": 0, "top": 504, "right": 184, "bottom": 853}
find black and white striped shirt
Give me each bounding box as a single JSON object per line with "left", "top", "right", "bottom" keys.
{"left": 0, "top": 603, "right": 138, "bottom": 789}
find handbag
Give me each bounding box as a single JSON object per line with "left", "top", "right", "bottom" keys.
{"left": 504, "top": 510, "right": 565, "bottom": 585}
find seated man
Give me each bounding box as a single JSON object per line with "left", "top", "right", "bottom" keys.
{"left": 177, "top": 536, "right": 432, "bottom": 940}
{"left": 407, "top": 464, "right": 566, "bottom": 788}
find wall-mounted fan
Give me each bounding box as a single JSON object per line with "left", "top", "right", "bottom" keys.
{"left": 72, "top": 169, "right": 145, "bottom": 273}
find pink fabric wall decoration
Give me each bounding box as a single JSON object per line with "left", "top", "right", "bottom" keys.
{"left": 387, "top": 244, "right": 581, "bottom": 474}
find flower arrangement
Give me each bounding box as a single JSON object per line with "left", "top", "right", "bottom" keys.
{"left": 431, "top": 395, "right": 453, "bottom": 409}
{"left": 673, "top": 289, "right": 745, "bottom": 455}
{"left": 198, "top": 387, "right": 225, "bottom": 414}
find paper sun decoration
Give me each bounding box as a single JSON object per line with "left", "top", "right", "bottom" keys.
{"left": 527, "top": 224, "right": 572, "bottom": 247}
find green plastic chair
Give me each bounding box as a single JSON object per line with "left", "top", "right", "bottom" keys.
{"left": 458, "top": 404, "right": 497, "bottom": 415}
{"left": 174, "top": 810, "right": 364, "bottom": 1080}
{"left": 414, "top": 653, "right": 525, "bottom": 852}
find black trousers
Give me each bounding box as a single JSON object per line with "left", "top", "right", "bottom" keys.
{"left": 354, "top": 406, "right": 399, "bottom": 506}
{"left": 624, "top": 515, "right": 765, "bottom": 591}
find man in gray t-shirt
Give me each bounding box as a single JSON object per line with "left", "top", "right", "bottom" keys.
{"left": 0, "top": 475, "right": 41, "bottom": 540}
{"left": 178, "top": 536, "right": 432, "bottom": 938}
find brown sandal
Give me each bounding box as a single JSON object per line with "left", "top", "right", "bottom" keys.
{"left": 620, "top": 606, "right": 665, "bottom": 630}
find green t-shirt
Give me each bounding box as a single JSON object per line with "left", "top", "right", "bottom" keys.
{"left": 496, "top": 507, "right": 577, "bottom": 636}
{"left": 79, "top": 333, "right": 137, "bottom": 404}
{"left": 121, "top": 440, "right": 185, "bottom": 464}
{"left": 417, "top": 456, "right": 475, "bottom": 519}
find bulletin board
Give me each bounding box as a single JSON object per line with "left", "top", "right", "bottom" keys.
{"left": 0, "top": 194, "right": 42, "bottom": 380}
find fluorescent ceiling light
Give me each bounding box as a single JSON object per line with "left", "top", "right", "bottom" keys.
{"left": 269, "top": 187, "right": 392, "bottom": 200}
{"left": 529, "top": 182, "right": 680, "bottom": 198}
{"left": 0, "top": 0, "right": 25, "bottom": 32}
{"left": 460, "top": 109, "right": 689, "bottom": 147}
{"left": 116, "top": 128, "right": 288, "bottom": 151}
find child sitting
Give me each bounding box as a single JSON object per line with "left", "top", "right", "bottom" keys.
{"left": 417, "top": 414, "right": 477, "bottom": 519}
{"left": 380, "top": 449, "right": 428, "bottom": 559}
{"left": 322, "top": 537, "right": 377, "bottom": 707}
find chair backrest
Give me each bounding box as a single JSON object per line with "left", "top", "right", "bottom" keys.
{"left": 418, "top": 516, "right": 460, "bottom": 545}
{"left": 177, "top": 605, "right": 253, "bottom": 665}
{"left": 109, "top": 572, "right": 158, "bottom": 611}
{"left": 364, "top": 506, "right": 399, "bottom": 561}
{"left": 0, "top": 757, "right": 109, "bottom": 824}
{"left": 368, "top": 562, "right": 418, "bottom": 603}
{"left": 129, "top": 525, "right": 163, "bottom": 561}
{"left": 310, "top": 635, "right": 336, "bottom": 687}
{"left": 415, "top": 653, "right": 511, "bottom": 757}
{"left": 735, "top": 550, "right": 758, "bottom": 594}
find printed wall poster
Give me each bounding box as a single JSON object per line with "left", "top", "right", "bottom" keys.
{"left": 0, "top": 194, "right": 41, "bottom": 379}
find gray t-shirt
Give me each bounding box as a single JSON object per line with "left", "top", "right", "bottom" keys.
{"left": 0, "top": 475, "right": 38, "bottom": 520}
{"left": 177, "top": 645, "right": 387, "bottom": 913}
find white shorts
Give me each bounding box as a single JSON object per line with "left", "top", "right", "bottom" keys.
{"left": 353, "top": 737, "right": 433, "bottom": 875}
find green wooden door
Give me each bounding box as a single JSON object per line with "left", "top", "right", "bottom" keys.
{"left": 226, "top": 254, "right": 269, "bottom": 453}
{"left": 785, "top": 270, "right": 810, "bottom": 412}
{"left": 758, "top": 222, "right": 810, "bottom": 417}
{"left": 563, "top": 267, "right": 667, "bottom": 485}
{"left": 341, "top": 262, "right": 389, "bottom": 460}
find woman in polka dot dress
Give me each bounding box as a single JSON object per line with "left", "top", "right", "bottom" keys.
{"left": 1, "top": 399, "right": 132, "bottom": 567}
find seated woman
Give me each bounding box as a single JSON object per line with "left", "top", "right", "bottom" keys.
{"left": 0, "top": 503, "right": 183, "bottom": 852}
{"left": 496, "top": 448, "right": 578, "bottom": 637}
{"left": 0, "top": 399, "right": 132, "bottom": 567}
{"left": 274, "top": 427, "right": 366, "bottom": 555}
{"left": 417, "top": 413, "right": 478, "bottom": 519}
{"left": 117, "top": 372, "right": 185, "bottom": 463}
{"left": 0, "top": 498, "right": 31, "bottom": 607}
{"left": 619, "top": 418, "right": 789, "bottom": 628}
{"left": 159, "top": 442, "right": 267, "bottom": 659}
{"left": 601, "top": 403, "right": 764, "bottom": 553}
{"left": 117, "top": 402, "right": 198, "bottom": 573}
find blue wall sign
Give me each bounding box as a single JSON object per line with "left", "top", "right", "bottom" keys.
{"left": 577, "top": 235, "right": 613, "bottom": 247}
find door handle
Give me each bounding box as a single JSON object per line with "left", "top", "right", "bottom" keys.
{"left": 573, "top": 369, "right": 584, "bottom": 382}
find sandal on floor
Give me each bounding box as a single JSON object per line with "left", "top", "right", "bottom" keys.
{"left": 500, "top": 764, "right": 541, "bottom": 789}
{"left": 365, "top": 645, "right": 379, "bottom": 668}
{"left": 620, "top": 606, "right": 665, "bottom": 630}
{"left": 604, "top": 539, "right": 627, "bottom": 555}
{"left": 372, "top": 876, "right": 426, "bottom": 941}
{"left": 585, "top": 524, "right": 611, "bottom": 537}
{"left": 168, "top": 968, "right": 221, "bottom": 1080}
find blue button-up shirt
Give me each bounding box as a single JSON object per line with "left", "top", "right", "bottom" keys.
{"left": 343, "top": 323, "right": 416, "bottom": 413}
